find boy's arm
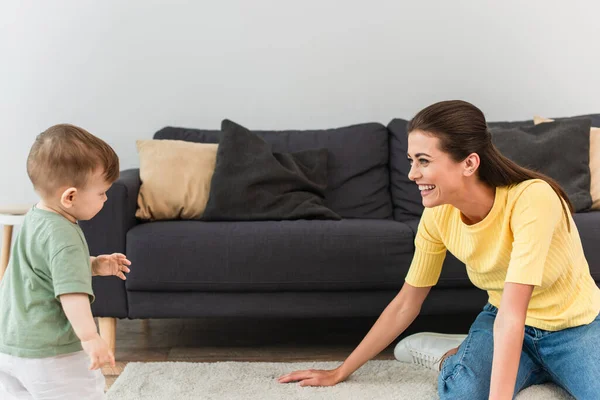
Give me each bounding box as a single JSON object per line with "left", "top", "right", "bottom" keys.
{"left": 60, "top": 293, "right": 98, "bottom": 340}
{"left": 90, "top": 257, "right": 97, "bottom": 276}
{"left": 90, "top": 254, "right": 131, "bottom": 279}
{"left": 60, "top": 293, "right": 115, "bottom": 369}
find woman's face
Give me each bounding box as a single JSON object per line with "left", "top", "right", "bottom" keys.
{"left": 407, "top": 130, "right": 468, "bottom": 208}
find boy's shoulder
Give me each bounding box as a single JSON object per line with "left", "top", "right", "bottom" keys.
{"left": 22, "top": 208, "right": 87, "bottom": 255}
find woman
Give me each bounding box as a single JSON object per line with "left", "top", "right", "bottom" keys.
{"left": 277, "top": 100, "right": 600, "bottom": 399}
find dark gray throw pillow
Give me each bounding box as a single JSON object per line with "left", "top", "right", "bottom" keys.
{"left": 202, "top": 119, "right": 342, "bottom": 221}
{"left": 490, "top": 118, "right": 592, "bottom": 212}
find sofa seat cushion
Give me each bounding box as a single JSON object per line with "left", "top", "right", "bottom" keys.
{"left": 125, "top": 220, "right": 416, "bottom": 292}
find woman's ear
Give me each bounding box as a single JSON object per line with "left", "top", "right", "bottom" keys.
{"left": 463, "top": 153, "right": 481, "bottom": 176}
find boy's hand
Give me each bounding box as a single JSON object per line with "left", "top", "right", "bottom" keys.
{"left": 92, "top": 253, "right": 131, "bottom": 280}
{"left": 81, "top": 333, "right": 115, "bottom": 370}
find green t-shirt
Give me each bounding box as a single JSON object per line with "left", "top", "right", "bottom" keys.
{"left": 0, "top": 206, "right": 94, "bottom": 358}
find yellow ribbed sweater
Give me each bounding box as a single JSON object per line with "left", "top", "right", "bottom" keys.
{"left": 405, "top": 179, "right": 600, "bottom": 331}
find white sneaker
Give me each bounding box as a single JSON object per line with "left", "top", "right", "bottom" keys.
{"left": 394, "top": 332, "right": 468, "bottom": 371}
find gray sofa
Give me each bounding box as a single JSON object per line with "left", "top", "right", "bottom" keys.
{"left": 80, "top": 115, "right": 600, "bottom": 350}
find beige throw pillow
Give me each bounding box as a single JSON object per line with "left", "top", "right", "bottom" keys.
{"left": 136, "top": 140, "right": 218, "bottom": 220}
{"left": 533, "top": 116, "right": 599, "bottom": 210}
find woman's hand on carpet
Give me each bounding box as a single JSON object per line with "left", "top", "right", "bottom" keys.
{"left": 277, "top": 367, "right": 345, "bottom": 387}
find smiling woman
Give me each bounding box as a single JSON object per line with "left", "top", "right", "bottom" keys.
{"left": 279, "top": 100, "right": 600, "bottom": 400}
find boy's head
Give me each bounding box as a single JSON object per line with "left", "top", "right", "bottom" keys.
{"left": 27, "top": 124, "right": 119, "bottom": 221}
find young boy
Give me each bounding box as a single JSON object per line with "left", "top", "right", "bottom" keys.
{"left": 0, "top": 124, "right": 131, "bottom": 399}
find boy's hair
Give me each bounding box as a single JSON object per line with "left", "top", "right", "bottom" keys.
{"left": 27, "top": 124, "right": 119, "bottom": 196}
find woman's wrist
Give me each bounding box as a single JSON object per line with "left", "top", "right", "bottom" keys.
{"left": 335, "top": 364, "right": 352, "bottom": 382}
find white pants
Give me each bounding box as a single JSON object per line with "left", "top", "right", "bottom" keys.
{"left": 0, "top": 350, "right": 105, "bottom": 400}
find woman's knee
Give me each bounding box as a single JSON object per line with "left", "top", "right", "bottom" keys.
{"left": 438, "top": 364, "right": 490, "bottom": 400}
{"left": 437, "top": 306, "right": 496, "bottom": 399}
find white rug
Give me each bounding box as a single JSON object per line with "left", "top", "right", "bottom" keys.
{"left": 106, "top": 361, "right": 573, "bottom": 400}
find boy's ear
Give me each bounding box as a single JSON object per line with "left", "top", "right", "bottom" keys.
{"left": 60, "top": 187, "right": 78, "bottom": 209}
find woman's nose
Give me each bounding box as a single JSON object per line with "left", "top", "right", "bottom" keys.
{"left": 408, "top": 164, "right": 420, "bottom": 181}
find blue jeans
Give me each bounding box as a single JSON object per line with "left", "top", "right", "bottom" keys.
{"left": 438, "top": 303, "right": 600, "bottom": 399}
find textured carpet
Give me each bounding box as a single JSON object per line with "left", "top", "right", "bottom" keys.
{"left": 106, "top": 361, "right": 573, "bottom": 400}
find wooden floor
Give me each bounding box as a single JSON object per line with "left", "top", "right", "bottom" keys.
{"left": 101, "top": 314, "right": 475, "bottom": 391}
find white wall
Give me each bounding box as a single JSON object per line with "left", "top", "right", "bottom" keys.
{"left": 1, "top": 0, "right": 599, "bottom": 205}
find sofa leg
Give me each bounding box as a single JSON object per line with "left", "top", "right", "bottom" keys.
{"left": 98, "top": 317, "right": 117, "bottom": 356}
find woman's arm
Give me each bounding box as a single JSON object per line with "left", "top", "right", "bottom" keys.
{"left": 491, "top": 183, "right": 560, "bottom": 398}
{"left": 337, "top": 282, "right": 432, "bottom": 380}
{"left": 489, "top": 282, "right": 534, "bottom": 400}
{"left": 278, "top": 282, "right": 432, "bottom": 386}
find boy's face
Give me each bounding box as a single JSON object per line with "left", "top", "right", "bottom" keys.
{"left": 62, "top": 169, "right": 112, "bottom": 221}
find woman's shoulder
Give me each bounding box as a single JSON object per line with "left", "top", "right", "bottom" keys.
{"left": 505, "top": 179, "right": 561, "bottom": 209}
{"left": 507, "top": 178, "right": 554, "bottom": 196}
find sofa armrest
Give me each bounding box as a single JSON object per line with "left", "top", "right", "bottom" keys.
{"left": 80, "top": 168, "right": 140, "bottom": 255}
{"left": 79, "top": 168, "right": 141, "bottom": 318}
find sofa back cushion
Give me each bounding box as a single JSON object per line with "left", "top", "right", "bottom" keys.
{"left": 388, "top": 114, "right": 600, "bottom": 220}
{"left": 533, "top": 114, "right": 600, "bottom": 211}
{"left": 154, "top": 123, "right": 392, "bottom": 219}
{"left": 490, "top": 118, "right": 592, "bottom": 212}
{"left": 387, "top": 118, "right": 424, "bottom": 222}
{"left": 535, "top": 116, "right": 599, "bottom": 210}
